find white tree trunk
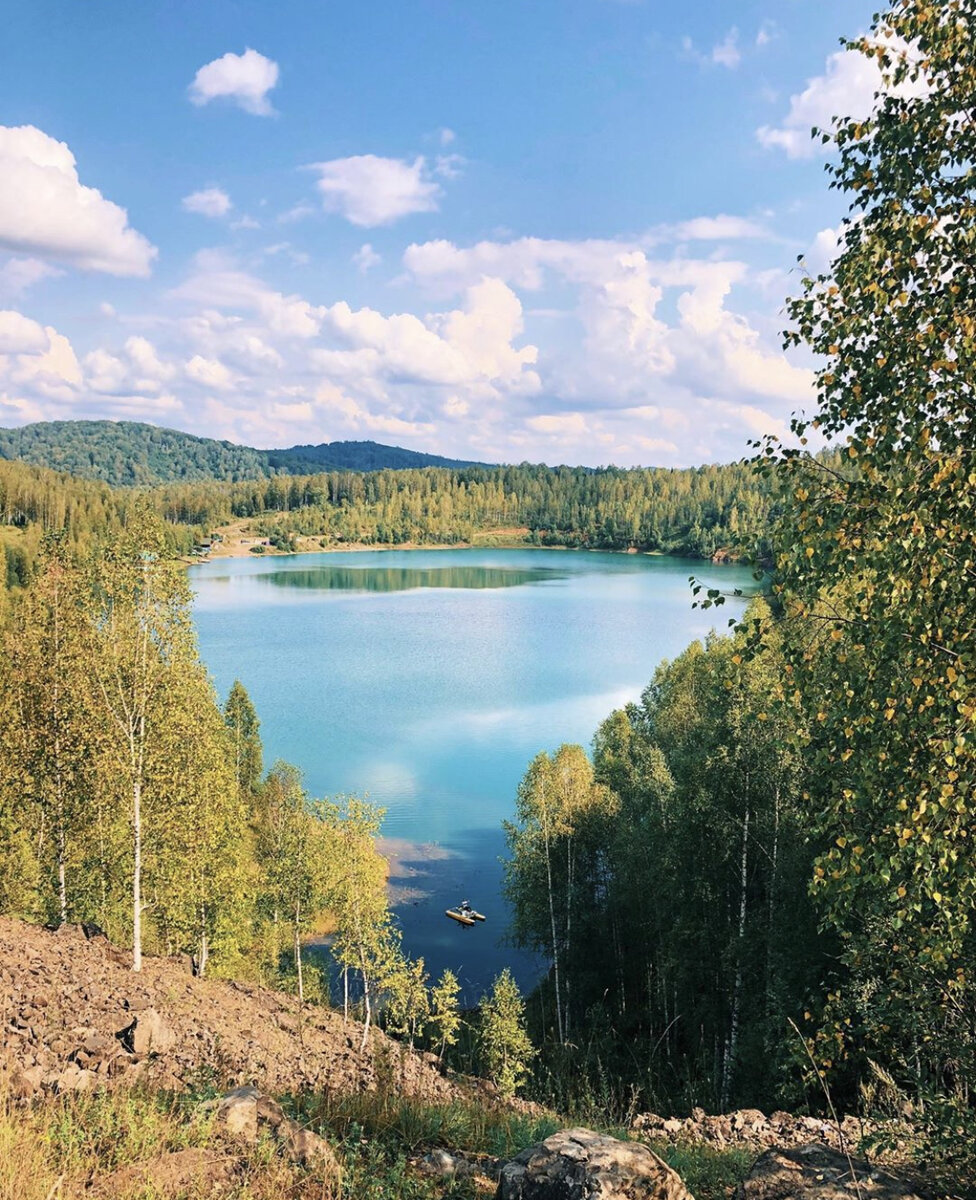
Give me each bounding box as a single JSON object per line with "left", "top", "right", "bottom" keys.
{"left": 723, "top": 802, "right": 750, "bottom": 1109}
{"left": 132, "top": 772, "right": 142, "bottom": 972}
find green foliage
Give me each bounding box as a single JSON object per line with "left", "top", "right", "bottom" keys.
{"left": 0, "top": 419, "right": 485, "bottom": 486}
{"left": 158, "top": 458, "right": 776, "bottom": 559}
{"left": 754, "top": 0, "right": 976, "bottom": 1157}
{"left": 478, "top": 969, "right": 536, "bottom": 1098}
{"left": 223, "top": 679, "right": 263, "bottom": 794}
{"left": 427, "top": 969, "right": 462, "bottom": 1060}
{"left": 505, "top": 603, "right": 829, "bottom": 1112}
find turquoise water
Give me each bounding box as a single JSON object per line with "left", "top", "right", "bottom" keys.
{"left": 189, "top": 548, "right": 754, "bottom": 1000}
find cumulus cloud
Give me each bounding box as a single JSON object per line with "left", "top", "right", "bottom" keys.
{"left": 0, "top": 309, "right": 49, "bottom": 354}
{"left": 4, "top": 212, "right": 814, "bottom": 467}
{"left": 758, "top": 39, "right": 928, "bottom": 158}
{"left": 182, "top": 187, "right": 232, "bottom": 218}
{"left": 83, "top": 335, "right": 175, "bottom": 396}
{"left": 186, "top": 354, "right": 235, "bottom": 390}
{"left": 188, "top": 48, "right": 279, "bottom": 116}
{"left": 309, "top": 155, "right": 441, "bottom": 227}
{"left": 171, "top": 250, "right": 326, "bottom": 337}
{"left": 0, "top": 125, "right": 157, "bottom": 276}
{"left": 402, "top": 232, "right": 812, "bottom": 459}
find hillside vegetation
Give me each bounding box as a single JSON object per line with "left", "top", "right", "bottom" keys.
{"left": 0, "top": 420, "right": 487, "bottom": 486}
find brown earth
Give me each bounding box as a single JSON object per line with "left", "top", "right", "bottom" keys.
{"left": 0, "top": 917, "right": 459, "bottom": 1103}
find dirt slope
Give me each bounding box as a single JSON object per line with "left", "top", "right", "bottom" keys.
{"left": 0, "top": 918, "right": 458, "bottom": 1102}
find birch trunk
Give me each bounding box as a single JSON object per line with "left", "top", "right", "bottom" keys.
{"left": 722, "top": 801, "right": 750, "bottom": 1110}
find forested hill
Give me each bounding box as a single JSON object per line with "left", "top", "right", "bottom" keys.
{"left": 0, "top": 420, "right": 487, "bottom": 486}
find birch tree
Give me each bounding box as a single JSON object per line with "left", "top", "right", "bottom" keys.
{"left": 86, "top": 507, "right": 197, "bottom": 971}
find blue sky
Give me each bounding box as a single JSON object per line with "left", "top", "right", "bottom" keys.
{"left": 0, "top": 0, "right": 882, "bottom": 465}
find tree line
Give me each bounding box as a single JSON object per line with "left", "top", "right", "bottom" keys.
{"left": 156, "top": 459, "right": 776, "bottom": 558}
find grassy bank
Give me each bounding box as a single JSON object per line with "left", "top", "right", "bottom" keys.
{"left": 0, "top": 1081, "right": 755, "bottom": 1200}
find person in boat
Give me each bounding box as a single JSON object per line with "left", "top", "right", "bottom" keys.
{"left": 459, "top": 900, "right": 472, "bottom": 915}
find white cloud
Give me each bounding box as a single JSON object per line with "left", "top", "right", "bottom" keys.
{"left": 434, "top": 153, "right": 465, "bottom": 180}
{"left": 188, "top": 48, "right": 279, "bottom": 116}
{"left": 309, "top": 155, "right": 441, "bottom": 227}
{"left": 171, "top": 250, "right": 326, "bottom": 337}
{"left": 758, "top": 39, "right": 928, "bottom": 158}
{"left": 804, "top": 224, "right": 845, "bottom": 275}
{"left": 711, "top": 29, "right": 741, "bottom": 69}
{"left": 402, "top": 233, "right": 812, "bottom": 459}
{"left": 182, "top": 187, "right": 232, "bottom": 218}
{"left": 353, "top": 243, "right": 382, "bottom": 273}
{"left": 683, "top": 28, "right": 741, "bottom": 69}
{"left": 526, "top": 413, "right": 588, "bottom": 438}
{"left": 756, "top": 21, "right": 777, "bottom": 48}
{"left": 0, "top": 125, "right": 157, "bottom": 276}
{"left": 84, "top": 335, "right": 174, "bottom": 396}
{"left": 0, "top": 257, "right": 61, "bottom": 297}
{"left": 439, "top": 128, "right": 456, "bottom": 147}
{"left": 667, "top": 215, "right": 769, "bottom": 242}
{"left": 125, "top": 336, "right": 175, "bottom": 387}
{"left": 0, "top": 309, "right": 49, "bottom": 354}
{"left": 277, "top": 203, "right": 316, "bottom": 225}
{"left": 185, "top": 354, "right": 234, "bottom": 390}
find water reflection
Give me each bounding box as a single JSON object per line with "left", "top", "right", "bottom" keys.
{"left": 254, "top": 564, "right": 568, "bottom": 593}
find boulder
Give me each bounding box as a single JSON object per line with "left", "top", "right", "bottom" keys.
{"left": 216, "top": 1085, "right": 261, "bottom": 1142}
{"left": 497, "top": 1127, "right": 693, "bottom": 1200}
{"left": 280, "top": 1122, "right": 340, "bottom": 1175}
{"left": 56, "top": 1062, "right": 98, "bottom": 1093}
{"left": 212, "top": 1086, "right": 338, "bottom": 1177}
{"left": 736, "top": 1144, "right": 923, "bottom": 1200}
{"left": 117, "top": 1006, "right": 175, "bottom": 1055}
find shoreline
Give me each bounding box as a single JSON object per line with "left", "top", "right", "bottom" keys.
{"left": 183, "top": 522, "right": 746, "bottom": 566}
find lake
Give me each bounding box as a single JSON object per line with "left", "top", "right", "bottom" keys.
{"left": 189, "top": 548, "right": 754, "bottom": 1001}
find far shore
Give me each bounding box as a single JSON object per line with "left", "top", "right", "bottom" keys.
{"left": 178, "top": 521, "right": 717, "bottom": 564}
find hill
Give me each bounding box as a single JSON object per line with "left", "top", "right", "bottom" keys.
{"left": 0, "top": 420, "right": 488, "bottom": 487}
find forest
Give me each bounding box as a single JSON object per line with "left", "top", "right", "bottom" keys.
{"left": 0, "top": 420, "right": 485, "bottom": 486}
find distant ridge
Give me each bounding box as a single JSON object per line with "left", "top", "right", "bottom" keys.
{"left": 0, "top": 420, "right": 491, "bottom": 488}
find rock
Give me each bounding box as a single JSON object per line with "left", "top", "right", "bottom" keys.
{"left": 56, "top": 1062, "right": 98, "bottom": 1093}
{"left": 422, "top": 1148, "right": 461, "bottom": 1178}
{"left": 212, "top": 1086, "right": 338, "bottom": 1176}
{"left": 737, "top": 1144, "right": 924, "bottom": 1200}
{"left": 496, "top": 1127, "right": 693, "bottom": 1200}
{"left": 117, "top": 1006, "right": 175, "bottom": 1055}
{"left": 216, "top": 1085, "right": 261, "bottom": 1142}
{"left": 280, "top": 1121, "right": 340, "bottom": 1175}
{"left": 731, "top": 1109, "right": 767, "bottom": 1133}
{"left": 92, "top": 1148, "right": 240, "bottom": 1197}
{"left": 7, "top": 1066, "right": 43, "bottom": 1099}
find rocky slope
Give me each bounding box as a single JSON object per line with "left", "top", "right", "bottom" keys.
{"left": 0, "top": 918, "right": 457, "bottom": 1103}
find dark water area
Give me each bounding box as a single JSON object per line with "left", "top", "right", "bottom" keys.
{"left": 190, "top": 548, "right": 753, "bottom": 1003}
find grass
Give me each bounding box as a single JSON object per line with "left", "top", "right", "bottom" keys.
{"left": 0, "top": 1078, "right": 759, "bottom": 1200}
